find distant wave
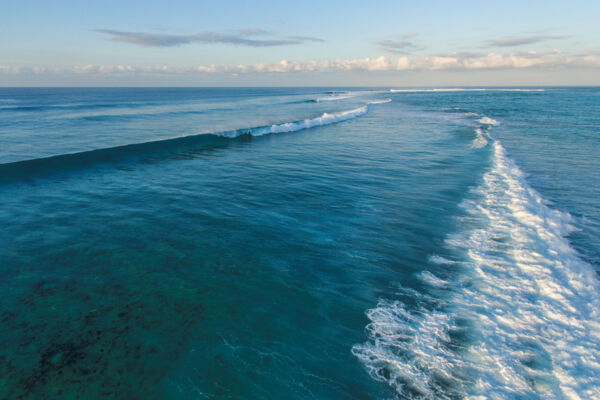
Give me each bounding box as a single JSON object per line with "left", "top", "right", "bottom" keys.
{"left": 353, "top": 123, "right": 600, "bottom": 399}
{"left": 216, "top": 106, "right": 367, "bottom": 137}
{"left": 0, "top": 106, "right": 368, "bottom": 181}
{"left": 390, "top": 88, "right": 545, "bottom": 93}
{"left": 366, "top": 98, "right": 392, "bottom": 105}
{"left": 316, "top": 95, "right": 354, "bottom": 102}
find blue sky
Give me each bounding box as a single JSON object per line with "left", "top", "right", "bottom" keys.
{"left": 2, "top": 0, "right": 599, "bottom": 86}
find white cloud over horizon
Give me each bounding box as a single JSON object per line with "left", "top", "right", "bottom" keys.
{"left": 3, "top": 50, "right": 600, "bottom": 78}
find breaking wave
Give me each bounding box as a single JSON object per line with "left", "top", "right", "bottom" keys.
{"left": 0, "top": 106, "right": 368, "bottom": 181}
{"left": 367, "top": 98, "right": 392, "bottom": 105}
{"left": 316, "top": 95, "right": 355, "bottom": 102}
{"left": 353, "top": 118, "right": 600, "bottom": 399}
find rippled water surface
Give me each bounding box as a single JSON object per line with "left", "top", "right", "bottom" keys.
{"left": 1, "top": 87, "right": 598, "bottom": 399}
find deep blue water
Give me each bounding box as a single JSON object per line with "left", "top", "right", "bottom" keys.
{"left": 0, "top": 87, "right": 598, "bottom": 399}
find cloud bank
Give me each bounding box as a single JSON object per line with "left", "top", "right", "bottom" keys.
{"left": 4, "top": 50, "right": 600, "bottom": 78}
{"left": 96, "top": 29, "right": 324, "bottom": 47}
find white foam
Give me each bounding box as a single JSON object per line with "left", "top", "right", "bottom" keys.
{"left": 367, "top": 98, "right": 392, "bottom": 105}
{"left": 471, "top": 128, "right": 489, "bottom": 148}
{"left": 354, "top": 136, "right": 600, "bottom": 399}
{"left": 352, "top": 301, "right": 468, "bottom": 399}
{"left": 452, "top": 142, "right": 600, "bottom": 399}
{"left": 418, "top": 271, "right": 449, "bottom": 287}
{"left": 217, "top": 106, "right": 368, "bottom": 138}
{"left": 478, "top": 116, "right": 499, "bottom": 125}
{"left": 316, "top": 95, "right": 354, "bottom": 102}
{"left": 428, "top": 255, "right": 459, "bottom": 265}
{"left": 470, "top": 116, "right": 499, "bottom": 148}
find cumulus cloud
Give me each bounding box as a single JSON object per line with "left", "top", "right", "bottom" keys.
{"left": 95, "top": 29, "right": 324, "bottom": 47}
{"left": 334, "top": 56, "right": 391, "bottom": 71}
{"left": 484, "top": 35, "right": 568, "bottom": 47}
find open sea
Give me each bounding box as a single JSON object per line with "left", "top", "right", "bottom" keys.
{"left": 0, "top": 87, "right": 599, "bottom": 400}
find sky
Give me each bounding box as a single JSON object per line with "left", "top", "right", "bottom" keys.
{"left": 1, "top": 0, "right": 600, "bottom": 86}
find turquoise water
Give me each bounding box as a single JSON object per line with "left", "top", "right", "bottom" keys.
{"left": 0, "top": 87, "right": 598, "bottom": 399}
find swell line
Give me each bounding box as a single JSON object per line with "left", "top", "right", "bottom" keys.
{"left": 0, "top": 106, "right": 368, "bottom": 181}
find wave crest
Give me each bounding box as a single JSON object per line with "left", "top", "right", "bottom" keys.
{"left": 354, "top": 139, "right": 600, "bottom": 399}
{"left": 0, "top": 106, "right": 368, "bottom": 181}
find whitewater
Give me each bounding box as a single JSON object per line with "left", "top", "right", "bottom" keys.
{"left": 352, "top": 115, "right": 600, "bottom": 400}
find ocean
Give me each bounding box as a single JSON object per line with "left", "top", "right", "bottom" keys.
{"left": 0, "top": 87, "right": 598, "bottom": 399}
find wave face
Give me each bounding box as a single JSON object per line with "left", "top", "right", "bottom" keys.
{"left": 0, "top": 106, "right": 368, "bottom": 180}
{"left": 353, "top": 122, "right": 600, "bottom": 399}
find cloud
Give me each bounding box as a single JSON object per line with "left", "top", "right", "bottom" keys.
{"left": 334, "top": 56, "right": 391, "bottom": 71}
{"left": 95, "top": 29, "right": 324, "bottom": 47}
{"left": 395, "top": 50, "right": 600, "bottom": 70}
{"left": 484, "top": 35, "right": 568, "bottom": 47}
{"left": 377, "top": 40, "right": 416, "bottom": 53}
{"left": 376, "top": 34, "right": 421, "bottom": 54}
{"left": 5, "top": 50, "right": 600, "bottom": 78}
{"left": 287, "top": 36, "right": 326, "bottom": 43}
{"left": 0, "top": 65, "right": 20, "bottom": 74}
{"left": 377, "top": 40, "right": 421, "bottom": 54}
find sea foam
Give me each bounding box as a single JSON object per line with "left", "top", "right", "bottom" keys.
{"left": 367, "top": 98, "right": 392, "bottom": 105}
{"left": 217, "top": 106, "right": 368, "bottom": 138}
{"left": 478, "top": 116, "right": 499, "bottom": 125}
{"left": 316, "top": 95, "right": 354, "bottom": 102}
{"left": 353, "top": 119, "right": 600, "bottom": 399}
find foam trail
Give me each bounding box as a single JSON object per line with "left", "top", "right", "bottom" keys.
{"left": 428, "top": 255, "right": 458, "bottom": 265}
{"left": 478, "top": 116, "right": 499, "bottom": 125}
{"left": 353, "top": 119, "right": 600, "bottom": 399}
{"left": 0, "top": 106, "right": 368, "bottom": 181}
{"left": 472, "top": 128, "right": 489, "bottom": 148}
{"left": 418, "top": 271, "right": 449, "bottom": 287}
{"left": 470, "top": 115, "right": 496, "bottom": 148}
{"left": 451, "top": 141, "right": 600, "bottom": 399}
